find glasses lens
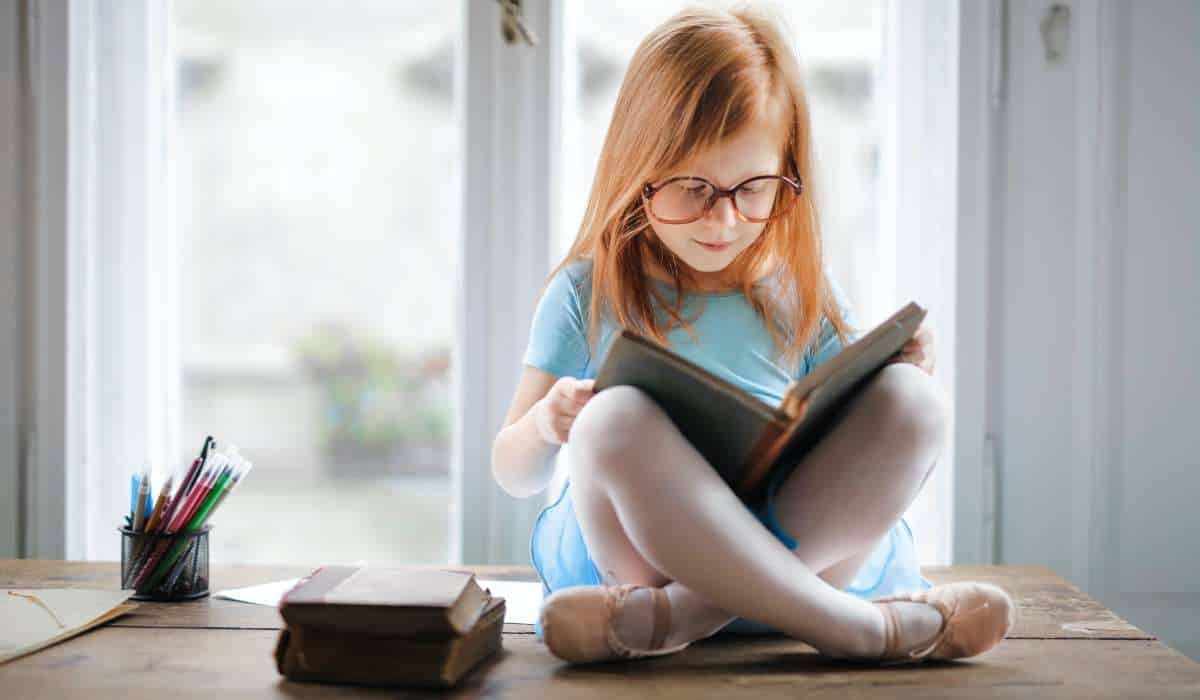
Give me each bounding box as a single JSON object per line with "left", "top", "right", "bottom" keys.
{"left": 651, "top": 179, "right": 713, "bottom": 222}
{"left": 735, "top": 177, "right": 786, "bottom": 221}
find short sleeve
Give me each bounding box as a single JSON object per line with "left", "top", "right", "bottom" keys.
{"left": 805, "top": 274, "right": 861, "bottom": 374}
{"left": 522, "top": 266, "right": 591, "bottom": 378}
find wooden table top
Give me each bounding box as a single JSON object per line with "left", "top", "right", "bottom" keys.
{"left": 2, "top": 560, "right": 1198, "bottom": 698}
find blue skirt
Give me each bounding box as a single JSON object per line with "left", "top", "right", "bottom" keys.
{"left": 529, "top": 475, "right": 933, "bottom": 640}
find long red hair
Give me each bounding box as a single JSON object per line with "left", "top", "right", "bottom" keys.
{"left": 542, "top": 2, "right": 856, "bottom": 373}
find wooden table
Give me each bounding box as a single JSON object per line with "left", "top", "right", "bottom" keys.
{"left": 2, "top": 561, "right": 1199, "bottom": 698}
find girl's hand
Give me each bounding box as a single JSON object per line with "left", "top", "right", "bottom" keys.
{"left": 534, "top": 377, "right": 596, "bottom": 445}
{"left": 887, "top": 321, "right": 936, "bottom": 376}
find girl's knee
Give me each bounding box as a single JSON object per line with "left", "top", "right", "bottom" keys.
{"left": 568, "top": 385, "right": 667, "bottom": 465}
{"left": 866, "top": 363, "right": 950, "bottom": 450}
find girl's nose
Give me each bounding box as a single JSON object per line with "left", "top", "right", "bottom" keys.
{"left": 708, "top": 195, "right": 739, "bottom": 227}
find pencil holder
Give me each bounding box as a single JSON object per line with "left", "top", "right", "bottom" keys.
{"left": 119, "top": 525, "right": 212, "bottom": 601}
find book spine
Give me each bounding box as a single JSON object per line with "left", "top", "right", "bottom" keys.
{"left": 735, "top": 421, "right": 787, "bottom": 500}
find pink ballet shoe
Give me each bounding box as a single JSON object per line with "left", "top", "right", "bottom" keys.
{"left": 539, "top": 583, "right": 691, "bottom": 664}
{"left": 831, "top": 581, "right": 1017, "bottom": 666}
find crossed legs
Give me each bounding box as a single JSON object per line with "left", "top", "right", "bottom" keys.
{"left": 563, "top": 362, "right": 950, "bottom": 656}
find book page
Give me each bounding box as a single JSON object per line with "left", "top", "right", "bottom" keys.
{"left": 323, "top": 568, "right": 471, "bottom": 607}
{"left": 1, "top": 589, "right": 136, "bottom": 665}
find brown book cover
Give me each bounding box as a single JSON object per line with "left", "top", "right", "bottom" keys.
{"left": 593, "top": 301, "right": 927, "bottom": 503}
{"left": 275, "top": 596, "right": 506, "bottom": 688}
{"left": 280, "top": 566, "right": 493, "bottom": 639}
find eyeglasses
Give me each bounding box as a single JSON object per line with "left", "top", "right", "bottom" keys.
{"left": 641, "top": 173, "right": 803, "bottom": 225}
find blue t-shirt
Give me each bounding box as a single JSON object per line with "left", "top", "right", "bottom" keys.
{"left": 522, "top": 259, "right": 861, "bottom": 408}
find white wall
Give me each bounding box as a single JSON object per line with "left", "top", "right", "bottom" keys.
{"left": 994, "top": 0, "right": 1200, "bottom": 661}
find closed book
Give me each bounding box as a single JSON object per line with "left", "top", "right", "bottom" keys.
{"left": 280, "top": 566, "right": 493, "bottom": 639}
{"left": 275, "top": 596, "right": 506, "bottom": 688}
{"left": 593, "top": 301, "right": 926, "bottom": 503}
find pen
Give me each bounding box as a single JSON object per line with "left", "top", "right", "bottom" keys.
{"left": 132, "top": 472, "right": 151, "bottom": 533}
{"left": 127, "top": 466, "right": 210, "bottom": 588}
{"left": 147, "top": 461, "right": 246, "bottom": 591}
{"left": 121, "top": 439, "right": 253, "bottom": 595}
{"left": 159, "top": 466, "right": 238, "bottom": 589}
{"left": 131, "top": 465, "right": 219, "bottom": 590}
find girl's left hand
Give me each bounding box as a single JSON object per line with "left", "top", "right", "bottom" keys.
{"left": 887, "top": 321, "right": 936, "bottom": 376}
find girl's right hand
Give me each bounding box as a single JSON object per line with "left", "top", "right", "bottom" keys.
{"left": 534, "top": 377, "right": 596, "bottom": 445}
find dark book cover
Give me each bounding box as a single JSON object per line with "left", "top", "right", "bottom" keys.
{"left": 280, "top": 565, "right": 493, "bottom": 639}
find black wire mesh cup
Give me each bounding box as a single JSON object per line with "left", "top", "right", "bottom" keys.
{"left": 119, "top": 525, "right": 212, "bottom": 601}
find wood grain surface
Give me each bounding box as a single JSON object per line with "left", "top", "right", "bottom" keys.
{"left": 2, "top": 560, "right": 1197, "bottom": 698}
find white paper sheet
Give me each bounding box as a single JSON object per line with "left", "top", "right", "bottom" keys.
{"left": 213, "top": 578, "right": 301, "bottom": 607}
{"left": 213, "top": 577, "right": 543, "bottom": 625}
{"left": 474, "top": 579, "right": 542, "bottom": 626}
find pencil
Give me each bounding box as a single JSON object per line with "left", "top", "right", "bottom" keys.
{"left": 143, "top": 476, "right": 174, "bottom": 534}
{"left": 127, "top": 475, "right": 176, "bottom": 569}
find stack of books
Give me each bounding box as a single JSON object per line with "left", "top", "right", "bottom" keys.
{"left": 274, "top": 565, "right": 505, "bottom": 689}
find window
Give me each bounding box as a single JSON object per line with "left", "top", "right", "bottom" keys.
{"left": 172, "top": 1, "right": 461, "bottom": 565}
{"left": 17, "top": 0, "right": 952, "bottom": 568}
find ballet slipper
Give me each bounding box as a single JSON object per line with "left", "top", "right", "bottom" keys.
{"left": 539, "top": 583, "right": 691, "bottom": 664}
{"left": 831, "top": 581, "right": 1017, "bottom": 666}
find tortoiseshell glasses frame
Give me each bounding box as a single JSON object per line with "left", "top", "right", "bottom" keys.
{"left": 641, "top": 172, "right": 804, "bottom": 225}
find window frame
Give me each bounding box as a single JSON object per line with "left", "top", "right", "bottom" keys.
{"left": 455, "top": 0, "right": 562, "bottom": 564}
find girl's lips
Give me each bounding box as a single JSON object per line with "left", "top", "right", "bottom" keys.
{"left": 695, "top": 240, "right": 732, "bottom": 251}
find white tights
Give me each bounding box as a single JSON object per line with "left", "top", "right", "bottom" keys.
{"left": 563, "top": 362, "right": 951, "bottom": 657}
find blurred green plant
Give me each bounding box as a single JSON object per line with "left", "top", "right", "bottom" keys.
{"left": 294, "top": 321, "right": 450, "bottom": 455}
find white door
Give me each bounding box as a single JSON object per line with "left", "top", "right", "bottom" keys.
{"left": 995, "top": 0, "right": 1200, "bottom": 662}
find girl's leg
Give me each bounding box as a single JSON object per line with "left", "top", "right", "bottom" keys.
{"left": 564, "top": 362, "right": 949, "bottom": 656}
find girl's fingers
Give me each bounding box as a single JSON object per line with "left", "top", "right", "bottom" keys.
{"left": 561, "top": 379, "right": 594, "bottom": 402}
{"left": 554, "top": 381, "right": 594, "bottom": 418}
{"left": 560, "top": 393, "right": 589, "bottom": 416}
{"left": 555, "top": 385, "right": 590, "bottom": 413}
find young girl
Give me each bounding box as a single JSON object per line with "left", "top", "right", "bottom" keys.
{"left": 492, "top": 3, "right": 1015, "bottom": 666}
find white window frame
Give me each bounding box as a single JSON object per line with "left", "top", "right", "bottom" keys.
{"left": 949, "top": 0, "right": 1002, "bottom": 566}
{"left": 455, "top": 0, "right": 561, "bottom": 564}
{"left": 5, "top": 0, "right": 990, "bottom": 568}
{"left": 882, "top": 0, "right": 962, "bottom": 567}
{"left": 5, "top": 0, "right": 178, "bottom": 560}
{"left": 16, "top": 0, "right": 95, "bottom": 559}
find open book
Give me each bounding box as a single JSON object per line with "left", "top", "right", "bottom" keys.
{"left": 592, "top": 301, "right": 926, "bottom": 503}
{"left": 1, "top": 589, "right": 137, "bottom": 665}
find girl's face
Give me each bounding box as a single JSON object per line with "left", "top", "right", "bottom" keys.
{"left": 644, "top": 118, "right": 784, "bottom": 291}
